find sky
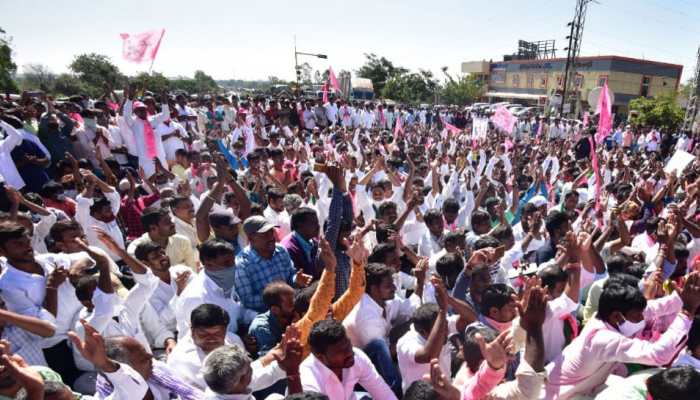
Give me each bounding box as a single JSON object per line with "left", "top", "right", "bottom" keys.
{"left": 2, "top": 0, "right": 699, "bottom": 83}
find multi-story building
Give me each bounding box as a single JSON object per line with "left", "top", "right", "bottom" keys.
{"left": 462, "top": 55, "right": 683, "bottom": 115}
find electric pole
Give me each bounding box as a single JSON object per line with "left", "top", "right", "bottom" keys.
{"left": 560, "top": 0, "right": 593, "bottom": 117}
{"left": 682, "top": 45, "right": 700, "bottom": 134}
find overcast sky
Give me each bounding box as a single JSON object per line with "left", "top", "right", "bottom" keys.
{"left": 2, "top": 0, "right": 698, "bottom": 82}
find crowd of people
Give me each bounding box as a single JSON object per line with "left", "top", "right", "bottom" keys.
{"left": 0, "top": 84, "right": 699, "bottom": 400}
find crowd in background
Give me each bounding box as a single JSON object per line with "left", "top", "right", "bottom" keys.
{"left": 0, "top": 85, "right": 699, "bottom": 400}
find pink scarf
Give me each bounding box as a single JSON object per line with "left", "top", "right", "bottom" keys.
{"left": 142, "top": 118, "right": 158, "bottom": 159}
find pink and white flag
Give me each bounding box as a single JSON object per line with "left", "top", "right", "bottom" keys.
{"left": 490, "top": 105, "right": 517, "bottom": 134}
{"left": 594, "top": 80, "right": 613, "bottom": 144}
{"left": 120, "top": 29, "right": 165, "bottom": 63}
{"left": 441, "top": 117, "right": 461, "bottom": 135}
{"left": 328, "top": 67, "right": 341, "bottom": 94}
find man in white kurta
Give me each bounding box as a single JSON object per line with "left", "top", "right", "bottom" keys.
{"left": 123, "top": 91, "right": 170, "bottom": 177}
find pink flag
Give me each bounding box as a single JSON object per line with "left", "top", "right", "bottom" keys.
{"left": 328, "top": 67, "right": 341, "bottom": 94}
{"left": 394, "top": 113, "right": 404, "bottom": 136}
{"left": 583, "top": 111, "right": 589, "bottom": 128}
{"left": 120, "top": 29, "right": 165, "bottom": 63}
{"left": 490, "top": 105, "right": 517, "bottom": 134}
{"left": 441, "top": 117, "right": 461, "bottom": 135}
{"left": 322, "top": 82, "right": 329, "bottom": 104}
{"left": 594, "top": 80, "right": 613, "bottom": 144}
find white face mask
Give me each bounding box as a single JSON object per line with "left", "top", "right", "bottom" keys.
{"left": 618, "top": 316, "right": 645, "bottom": 337}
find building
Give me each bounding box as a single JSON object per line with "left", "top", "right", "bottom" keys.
{"left": 462, "top": 55, "right": 683, "bottom": 115}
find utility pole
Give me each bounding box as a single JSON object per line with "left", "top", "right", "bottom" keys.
{"left": 682, "top": 45, "right": 700, "bottom": 134}
{"left": 560, "top": 0, "right": 593, "bottom": 117}
{"left": 293, "top": 36, "right": 327, "bottom": 98}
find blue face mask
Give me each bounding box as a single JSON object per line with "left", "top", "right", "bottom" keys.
{"left": 205, "top": 267, "right": 236, "bottom": 297}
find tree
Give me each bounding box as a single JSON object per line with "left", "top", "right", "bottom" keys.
{"left": 0, "top": 27, "right": 18, "bottom": 92}
{"left": 381, "top": 69, "right": 438, "bottom": 104}
{"left": 628, "top": 93, "right": 685, "bottom": 131}
{"left": 193, "top": 70, "right": 218, "bottom": 92}
{"left": 440, "top": 74, "right": 485, "bottom": 105}
{"left": 20, "top": 63, "right": 56, "bottom": 92}
{"left": 132, "top": 71, "right": 170, "bottom": 94}
{"left": 357, "top": 53, "right": 408, "bottom": 95}
{"left": 69, "top": 53, "right": 125, "bottom": 97}
{"left": 53, "top": 73, "right": 88, "bottom": 96}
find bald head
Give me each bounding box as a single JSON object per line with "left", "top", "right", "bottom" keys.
{"left": 104, "top": 336, "right": 153, "bottom": 379}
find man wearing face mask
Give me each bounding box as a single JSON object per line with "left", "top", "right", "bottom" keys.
{"left": 544, "top": 272, "right": 700, "bottom": 399}
{"left": 123, "top": 85, "right": 170, "bottom": 178}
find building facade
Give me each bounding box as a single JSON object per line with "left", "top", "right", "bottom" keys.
{"left": 462, "top": 55, "right": 683, "bottom": 115}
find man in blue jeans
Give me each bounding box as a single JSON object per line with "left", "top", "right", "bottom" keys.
{"left": 342, "top": 262, "right": 426, "bottom": 397}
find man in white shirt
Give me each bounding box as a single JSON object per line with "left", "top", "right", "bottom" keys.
{"left": 0, "top": 222, "right": 84, "bottom": 385}
{"left": 263, "top": 188, "right": 291, "bottom": 239}
{"left": 157, "top": 111, "right": 188, "bottom": 163}
{"left": 127, "top": 206, "right": 197, "bottom": 270}
{"left": 132, "top": 241, "right": 192, "bottom": 354}
{"left": 74, "top": 171, "right": 125, "bottom": 263}
{"left": 343, "top": 263, "right": 423, "bottom": 396}
{"left": 0, "top": 119, "right": 27, "bottom": 189}
{"left": 301, "top": 319, "right": 398, "bottom": 400}
{"left": 418, "top": 209, "right": 446, "bottom": 259}
{"left": 175, "top": 239, "right": 257, "bottom": 337}
{"left": 397, "top": 288, "right": 458, "bottom": 393}
{"left": 123, "top": 87, "right": 170, "bottom": 177}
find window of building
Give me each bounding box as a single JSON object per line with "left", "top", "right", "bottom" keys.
{"left": 512, "top": 74, "right": 520, "bottom": 87}
{"left": 539, "top": 75, "right": 548, "bottom": 88}
{"left": 597, "top": 75, "right": 608, "bottom": 87}
{"left": 575, "top": 74, "right": 584, "bottom": 89}
{"left": 527, "top": 74, "right": 535, "bottom": 88}
{"left": 641, "top": 76, "right": 651, "bottom": 97}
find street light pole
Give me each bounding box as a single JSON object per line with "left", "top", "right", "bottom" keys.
{"left": 293, "top": 36, "right": 327, "bottom": 97}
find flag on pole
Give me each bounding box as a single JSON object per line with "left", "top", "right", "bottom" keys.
{"left": 595, "top": 80, "right": 613, "bottom": 144}
{"left": 328, "top": 67, "right": 341, "bottom": 94}
{"left": 120, "top": 29, "right": 165, "bottom": 63}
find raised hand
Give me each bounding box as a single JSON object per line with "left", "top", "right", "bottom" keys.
{"left": 431, "top": 275, "right": 449, "bottom": 311}
{"left": 175, "top": 270, "right": 192, "bottom": 295}
{"left": 476, "top": 329, "right": 512, "bottom": 370}
{"left": 518, "top": 283, "right": 547, "bottom": 333}
{"left": 428, "top": 358, "right": 461, "bottom": 400}
{"left": 680, "top": 272, "right": 700, "bottom": 315}
{"left": 0, "top": 353, "right": 44, "bottom": 395}
{"left": 93, "top": 227, "right": 123, "bottom": 256}
{"left": 294, "top": 270, "right": 313, "bottom": 288}
{"left": 46, "top": 267, "right": 69, "bottom": 290}
{"left": 68, "top": 319, "right": 115, "bottom": 371}
{"left": 277, "top": 325, "right": 303, "bottom": 374}
{"left": 318, "top": 237, "right": 337, "bottom": 272}
{"left": 346, "top": 235, "right": 369, "bottom": 265}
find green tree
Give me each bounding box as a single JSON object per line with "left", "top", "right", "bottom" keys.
{"left": 19, "top": 63, "right": 56, "bottom": 92}
{"left": 132, "top": 71, "right": 170, "bottom": 94}
{"left": 53, "top": 73, "right": 88, "bottom": 96}
{"left": 440, "top": 74, "right": 485, "bottom": 105}
{"left": 381, "top": 69, "right": 438, "bottom": 104}
{"left": 69, "top": 53, "right": 125, "bottom": 97}
{"left": 357, "top": 53, "right": 408, "bottom": 95}
{"left": 628, "top": 93, "right": 685, "bottom": 131}
{"left": 0, "top": 27, "right": 19, "bottom": 92}
{"left": 193, "top": 70, "right": 219, "bottom": 93}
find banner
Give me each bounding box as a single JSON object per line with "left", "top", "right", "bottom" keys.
{"left": 120, "top": 29, "right": 165, "bottom": 63}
